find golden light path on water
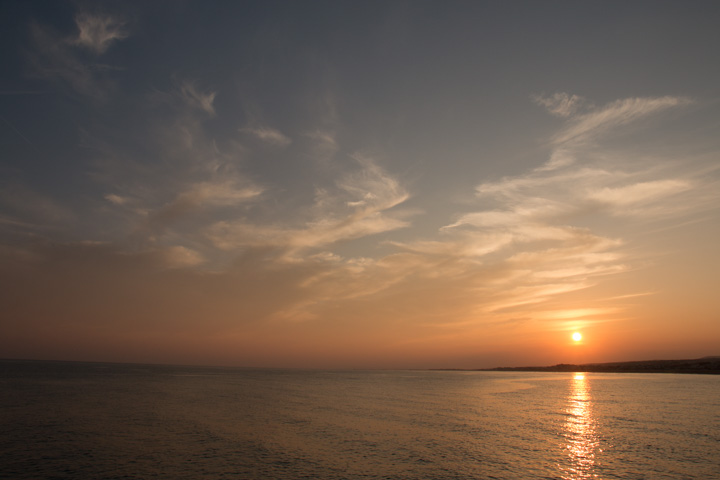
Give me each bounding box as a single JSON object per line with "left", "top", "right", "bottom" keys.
{"left": 560, "top": 373, "right": 601, "bottom": 480}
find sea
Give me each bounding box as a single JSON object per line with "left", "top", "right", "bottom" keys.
{"left": 1, "top": 360, "right": 718, "bottom": 479}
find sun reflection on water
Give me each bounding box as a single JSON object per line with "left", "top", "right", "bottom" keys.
{"left": 560, "top": 373, "right": 600, "bottom": 479}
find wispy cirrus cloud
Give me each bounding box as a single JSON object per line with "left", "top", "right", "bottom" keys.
{"left": 183, "top": 94, "right": 715, "bottom": 330}
{"left": 207, "top": 155, "right": 410, "bottom": 256}
{"left": 82, "top": 76, "right": 257, "bottom": 258}
{"left": 532, "top": 92, "right": 586, "bottom": 117}
{"left": 138, "top": 179, "right": 263, "bottom": 236}
{"left": 148, "top": 79, "right": 217, "bottom": 116}
{"left": 104, "top": 194, "right": 130, "bottom": 206}
{"left": 159, "top": 245, "right": 206, "bottom": 268}
{"left": 552, "top": 95, "right": 692, "bottom": 145}
{"left": 304, "top": 130, "right": 339, "bottom": 163}
{"left": 88, "top": 77, "right": 407, "bottom": 272}
{"left": 12, "top": 82, "right": 713, "bottom": 343}
{"left": 72, "top": 13, "right": 128, "bottom": 54}
{"left": 177, "top": 81, "right": 217, "bottom": 116}
{"left": 368, "top": 94, "right": 709, "bottom": 330}
{"left": 240, "top": 126, "right": 292, "bottom": 146}
{"left": 26, "top": 11, "right": 129, "bottom": 100}
{"left": 28, "top": 22, "right": 105, "bottom": 99}
{"left": 586, "top": 179, "right": 692, "bottom": 211}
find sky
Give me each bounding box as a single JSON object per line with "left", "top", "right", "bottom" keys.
{"left": 1, "top": 1, "right": 719, "bottom": 369}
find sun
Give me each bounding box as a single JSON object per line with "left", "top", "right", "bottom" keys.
{"left": 572, "top": 332, "right": 582, "bottom": 342}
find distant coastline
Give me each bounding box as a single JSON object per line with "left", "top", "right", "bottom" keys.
{"left": 473, "top": 356, "right": 720, "bottom": 374}
{"left": 3, "top": 357, "right": 720, "bottom": 374}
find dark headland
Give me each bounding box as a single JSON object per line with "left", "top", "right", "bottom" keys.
{"left": 477, "top": 356, "right": 720, "bottom": 374}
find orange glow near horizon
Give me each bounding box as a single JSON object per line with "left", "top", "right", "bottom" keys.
{"left": 1, "top": 3, "right": 720, "bottom": 370}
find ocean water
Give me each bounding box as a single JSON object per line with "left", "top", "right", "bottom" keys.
{"left": 1, "top": 360, "right": 718, "bottom": 479}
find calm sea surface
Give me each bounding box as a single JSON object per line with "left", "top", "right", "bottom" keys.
{"left": 1, "top": 360, "right": 718, "bottom": 479}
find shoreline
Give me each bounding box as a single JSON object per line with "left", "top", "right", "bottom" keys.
{"left": 459, "top": 356, "right": 720, "bottom": 374}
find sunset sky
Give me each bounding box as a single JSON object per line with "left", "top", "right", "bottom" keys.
{"left": 2, "top": 1, "right": 719, "bottom": 368}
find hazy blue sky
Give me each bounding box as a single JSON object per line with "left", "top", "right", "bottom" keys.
{"left": 2, "top": 1, "right": 719, "bottom": 368}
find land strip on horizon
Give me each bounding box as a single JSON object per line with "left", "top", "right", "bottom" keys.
{"left": 471, "top": 356, "right": 720, "bottom": 374}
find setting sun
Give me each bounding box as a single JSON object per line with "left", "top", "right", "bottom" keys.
{"left": 572, "top": 332, "right": 583, "bottom": 342}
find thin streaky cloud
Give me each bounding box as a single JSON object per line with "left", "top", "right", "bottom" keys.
{"left": 72, "top": 13, "right": 128, "bottom": 54}
{"left": 28, "top": 22, "right": 97, "bottom": 97}
{"left": 475, "top": 166, "right": 616, "bottom": 199}
{"left": 636, "top": 212, "right": 720, "bottom": 236}
{"left": 160, "top": 245, "right": 205, "bottom": 268}
{"left": 601, "top": 292, "right": 658, "bottom": 301}
{"left": 479, "top": 282, "right": 597, "bottom": 314}
{"left": 532, "top": 92, "right": 586, "bottom": 117}
{"left": 339, "top": 154, "right": 409, "bottom": 212}
{"left": 534, "top": 307, "right": 621, "bottom": 320}
{"left": 0, "top": 215, "right": 48, "bottom": 230}
{"left": 104, "top": 194, "right": 130, "bottom": 206}
{"left": 206, "top": 157, "right": 410, "bottom": 256}
{"left": 178, "top": 81, "right": 216, "bottom": 115}
{"left": 240, "top": 127, "right": 292, "bottom": 146}
{"left": 186, "top": 181, "right": 264, "bottom": 207}
{"left": 553, "top": 96, "right": 692, "bottom": 145}
{"left": 305, "top": 130, "right": 339, "bottom": 163}
{"left": 535, "top": 149, "right": 576, "bottom": 172}
{"left": 139, "top": 180, "right": 263, "bottom": 235}
{"left": 375, "top": 95, "right": 705, "bottom": 330}
{"left": 26, "top": 19, "right": 124, "bottom": 100}
{"left": 586, "top": 179, "right": 692, "bottom": 210}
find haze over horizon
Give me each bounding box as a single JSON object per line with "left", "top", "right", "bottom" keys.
{"left": 2, "top": 1, "right": 719, "bottom": 369}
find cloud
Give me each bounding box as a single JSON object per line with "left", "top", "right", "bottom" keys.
{"left": 210, "top": 214, "right": 409, "bottom": 253}
{"left": 105, "top": 194, "right": 130, "bottom": 206}
{"left": 240, "top": 127, "right": 292, "bottom": 146}
{"left": 178, "top": 81, "right": 217, "bottom": 115}
{"left": 475, "top": 166, "right": 615, "bottom": 200}
{"left": 390, "top": 233, "right": 515, "bottom": 259}
{"left": 147, "top": 79, "right": 218, "bottom": 117}
{"left": 160, "top": 245, "right": 205, "bottom": 268}
{"left": 553, "top": 96, "right": 692, "bottom": 145}
{"left": 339, "top": 154, "right": 408, "bottom": 210}
{"left": 587, "top": 179, "right": 691, "bottom": 211}
{"left": 532, "top": 92, "right": 586, "bottom": 117}
{"left": 120, "top": 93, "right": 711, "bottom": 331}
{"left": 138, "top": 179, "right": 263, "bottom": 236}
{"left": 86, "top": 75, "right": 262, "bottom": 244}
{"left": 28, "top": 22, "right": 106, "bottom": 99}
{"left": 536, "top": 148, "right": 575, "bottom": 171}
{"left": 377, "top": 94, "right": 710, "bottom": 330}
{"left": 72, "top": 13, "right": 128, "bottom": 54}
{"left": 7, "top": 81, "right": 713, "bottom": 363}
{"left": 0, "top": 183, "right": 73, "bottom": 225}
{"left": 305, "top": 130, "right": 338, "bottom": 163}
{"left": 26, "top": 11, "right": 129, "bottom": 100}
{"left": 187, "top": 181, "right": 264, "bottom": 206}
{"left": 206, "top": 155, "right": 410, "bottom": 256}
